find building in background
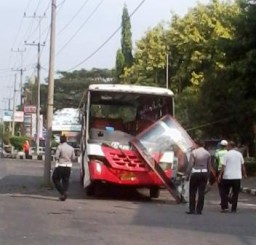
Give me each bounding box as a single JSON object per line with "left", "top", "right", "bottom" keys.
{"left": 52, "top": 108, "right": 81, "bottom": 147}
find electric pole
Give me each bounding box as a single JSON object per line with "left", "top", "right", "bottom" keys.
{"left": 44, "top": 0, "right": 56, "bottom": 186}
{"left": 25, "top": 13, "right": 45, "bottom": 156}
{"left": 12, "top": 74, "right": 18, "bottom": 138}
{"left": 11, "top": 48, "right": 26, "bottom": 106}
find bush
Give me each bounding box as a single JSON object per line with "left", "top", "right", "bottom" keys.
{"left": 10, "top": 136, "right": 28, "bottom": 151}
{"left": 245, "top": 158, "right": 256, "bottom": 176}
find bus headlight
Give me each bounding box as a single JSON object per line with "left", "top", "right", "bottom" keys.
{"left": 96, "top": 162, "right": 102, "bottom": 173}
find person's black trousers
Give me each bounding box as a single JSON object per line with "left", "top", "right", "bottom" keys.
{"left": 52, "top": 166, "right": 71, "bottom": 196}
{"left": 216, "top": 171, "right": 224, "bottom": 204}
{"left": 189, "top": 172, "right": 208, "bottom": 213}
{"left": 221, "top": 179, "right": 241, "bottom": 212}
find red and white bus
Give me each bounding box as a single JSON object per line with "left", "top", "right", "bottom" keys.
{"left": 79, "top": 84, "right": 195, "bottom": 201}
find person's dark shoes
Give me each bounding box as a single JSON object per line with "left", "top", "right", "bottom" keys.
{"left": 220, "top": 209, "right": 228, "bottom": 213}
{"left": 231, "top": 210, "right": 237, "bottom": 213}
{"left": 196, "top": 211, "right": 202, "bottom": 215}
{"left": 186, "top": 211, "right": 195, "bottom": 214}
{"left": 59, "top": 193, "right": 67, "bottom": 201}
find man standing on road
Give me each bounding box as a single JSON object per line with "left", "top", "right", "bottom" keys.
{"left": 52, "top": 135, "right": 76, "bottom": 201}
{"left": 214, "top": 140, "right": 228, "bottom": 203}
{"left": 186, "top": 139, "right": 211, "bottom": 215}
{"left": 218, "top": 141, "right": 247, "bottom": 213}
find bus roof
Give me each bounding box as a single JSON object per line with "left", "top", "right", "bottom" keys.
{"left": 88, "top": 84, "right": 174, "bottom": 96}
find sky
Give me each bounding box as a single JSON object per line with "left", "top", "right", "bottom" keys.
{"left": 0, "top": 0, "right": 210, "bottom": 113}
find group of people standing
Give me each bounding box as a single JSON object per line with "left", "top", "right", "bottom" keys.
{"left": 50, "top": 135, "right": 247, "bottom": 209}
{"left": 186, "top": 139, "right": 247, "bottom": 215}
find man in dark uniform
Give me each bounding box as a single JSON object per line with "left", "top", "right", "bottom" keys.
{"left": 186, "top": 139, "right": 211, "bottom": 215}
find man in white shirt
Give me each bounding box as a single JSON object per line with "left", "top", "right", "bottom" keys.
{"left": 218, "top": 141, "right": 247, "bottom": 213}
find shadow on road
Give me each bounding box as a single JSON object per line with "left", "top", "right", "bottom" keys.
{"left": 0, "top": 164, "right": 175, "bottom": 205}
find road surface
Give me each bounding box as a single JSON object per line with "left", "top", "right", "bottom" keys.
{"left": 0, "top": 158, "right": 256, "bottom": 245}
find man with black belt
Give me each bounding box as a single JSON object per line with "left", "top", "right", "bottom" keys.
{"left": 186, "top": 139, "right": 211, "bottom": 215}
{"left": 52, "top": 135, "right": 76, "bottom": 201}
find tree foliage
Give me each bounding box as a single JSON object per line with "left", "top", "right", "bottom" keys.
{"left": 167, "top": 0, "right": 241, "bottom": 137}
{"left": 115, "top": 5, "right": 134, "bottom": 81}
{"left": 24, "top": 68, "right": 114, "bottom": 121}
{"left": 22, "top": 0, "right": 256, "bottom": 155}
{"left": 119, "top": 0, "right": 256, "bottom": 154}
{"left": 10, "top": 136, "right": 28, "bottom": 151}
{"left": 121, "top": 5, "right": 133, "bottom": 67}
{"left": 122, "top": 24, "right": 167, "bottom": 86}
{"left": 115, "top": 49, "right": 125, "bottom": 80}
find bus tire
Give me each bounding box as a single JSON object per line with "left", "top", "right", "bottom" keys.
{"left": 85, "top": 183, "right": 95, "bottom": 196}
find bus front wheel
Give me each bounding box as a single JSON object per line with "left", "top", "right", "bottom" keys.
{"left": 149, "top": 187, "right": 160, "bottom": 198}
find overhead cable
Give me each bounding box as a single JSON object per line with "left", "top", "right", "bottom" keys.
{"left": 57, "top": 0, "right": 91, "bottom": 35}
{"left": 66, "top": 0, "right": 146, "bottom": 71}
{"left": 11, "top": 0, "right": 33, "bottom": 49}
{"left": 56, "top": 0, "right": 105, "bottom": 57}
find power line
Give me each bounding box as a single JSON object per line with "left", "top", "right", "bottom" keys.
{"left": 66, "top": 0, "right": 147, "bottom": 71}
{"left": 186, "top": 117, "right": 232, "bottom": 132}
{"left": 11, "top": 0, "right": 33, "bottom": 49}
{"left": 15, "top": 2, "right": 50, "bottom": 67}
{"left": 35, "top": 0, "right": 42, "bottom": 14}
{"left": 56, "top": 0, "right": 104, "bottom": 57}
{"left": 0, "top": 68, "right": 11, "bottom": 72}
{"left": 57, "top": 0, "right": 67, "bottom": 9}
{"left": 57, "top": 0, "right": 91, "bottom": 35}
{"left": 24, "top": 12, "right": 47, "bottom": 43}
{"left": 8, "top": 0, "right": 33, "bottom": 77}
{"left": 11, "top": 48, "right": 26, "bottom": 106}
{"left": 37, "top": 0, "right": 66, "bottom": 45}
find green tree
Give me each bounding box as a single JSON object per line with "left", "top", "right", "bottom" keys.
{"left": 115, "top": 5, "right": 134, "bottom": 81}
{"left": 122, "top": 24, "right": 168, "bottom": 86}
{"left": 40, "top": 68, "right": 115, "bottom": 119}
{"left": 146, "top": 0, "right": 239, "bottom": 140}
{"left": 167, "top": 0, "right": 240, "bottom": 94}
{"left": 115, "top": 49, "right": 125, "bottom": 80}
{"left": 121, "top": 5, "right": 133, "bottom": 67}
{"left": 215, "top": 0, "right": 256, "bottom": 154}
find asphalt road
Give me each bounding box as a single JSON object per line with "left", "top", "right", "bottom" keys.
{"left": 0, "top": 158, "right": 256, "bottom": 245}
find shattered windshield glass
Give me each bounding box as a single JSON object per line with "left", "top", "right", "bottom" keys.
{"left": 132, "top": 115, "right": 196, "bottom": 203}
{"left": 136, "top": 115, "right": 195, "bottom": 172}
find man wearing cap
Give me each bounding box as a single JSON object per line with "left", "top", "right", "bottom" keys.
{"left": 214, "top": 140, "right": 228, "bottom": 202}
{"left": 218, "top": 141, "right": 247, "bottom": 213}
{"left": 186, "top": 139, "right": 211, "bottom": 215}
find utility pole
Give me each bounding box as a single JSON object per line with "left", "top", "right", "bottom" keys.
{"left": 44, "top": 0, "right": 56, "bottom": 186}
{"left": 166, "top": 53, "right": 169, "bottom": 89}
{"left": 11, "top": 48, "right": 26, "bottom": 106}
{"left": 25, "top": 13, "right": 45, "bottom": 156}
{"left": 12, "top": 74, "right": 18, "bottom": 138}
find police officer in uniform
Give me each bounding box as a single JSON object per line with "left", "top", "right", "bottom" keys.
{"left": 186, "top": 139, "right": 211, "bottom": 215}
{"left": 52, "top": 135, "right": 76, "bottom": 201}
